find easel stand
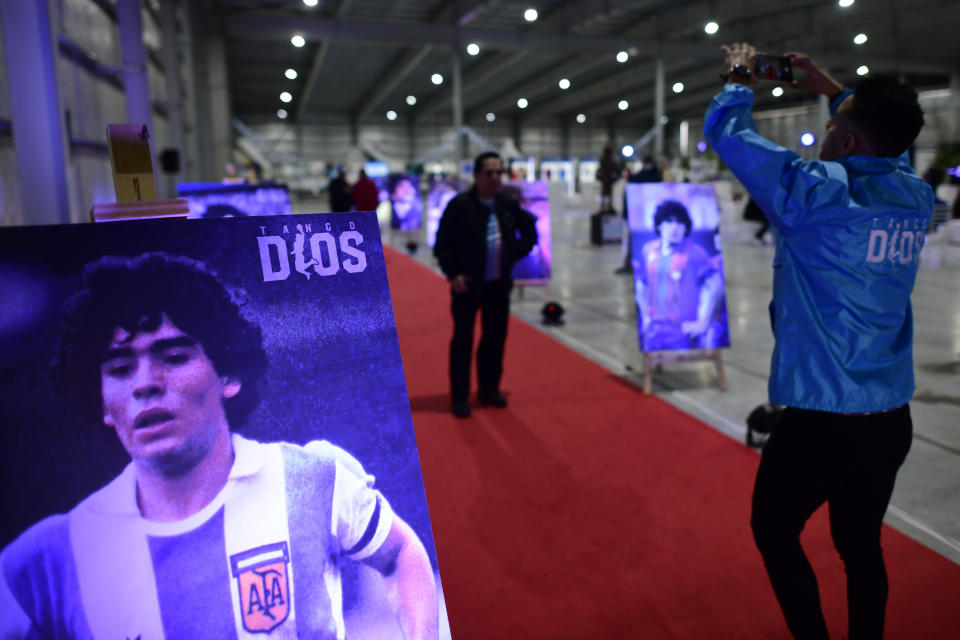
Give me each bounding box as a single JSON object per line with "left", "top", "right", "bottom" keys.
{"left": 90, "top": 123, "right": 189, "bottom": 223}
{"left": 641, "top": 348, "right": 728, "bottom": 395}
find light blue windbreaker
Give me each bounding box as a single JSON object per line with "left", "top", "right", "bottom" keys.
{"left": 704, "top": 84, "right": 933, "bottom": 413}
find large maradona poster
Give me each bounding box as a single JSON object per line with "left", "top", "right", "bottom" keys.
{"left": 626, "top": 182, "right": 730, "bottom": 353}
{"left": 0, "top": 212, "right": 448, "bottom": 639}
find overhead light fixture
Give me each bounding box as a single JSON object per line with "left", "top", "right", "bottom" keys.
{"left": 697, "top": 141, "right": 708, "bottom": 152}
{"left": 618, "top": 99, "right": 629, "bottom": 111}
{"left": 277, "top": 109, "right": 288, "bottom": 119}
{"left": 704, "top": 21, "right": 719, "bottom": 35}
{"left": 576, "top": 113, "right": 586, "bottom": 124}
{"left": 772, "top": 86, "right": 784, "bottom": 97}
{"left": 659, "top": 115, "right": 669, "bottom": 124}
{"left": 622, "top": 145, "right": 635, "bottom": 157}
{"left": 616, "top": 50, "right": 629, "bottom": 63}
{"left": 853, "top": 33, "right": 868, "bottom": 45}
{"left": 285, "top": 68, "right": 298, "bottom": 80}
{"left": 291, "top": 34, "right": 305, "bottom": 48}
{"left": 431, "top": 73, "right": 444, "bottom": 85}
{"left": 302, "top": 0, "right": 318, "bottom": 6}
{"left": 466, "top": 43, "right": 480, "bottom": 56}
{"left": 838, "top": 0, "right": 854, "bottom": 7}
{"left": 517, "top": 98, "right": 528, "bottom": 109}
{"left": 672, "top": 82, "right": 684, "bottom": 93}
{"left": 386, "top": 110, "right": 397, "bottom": 121}
{"left": 856, "top": 65, "right": 869, "bottom": 76}
{"left": 800, "top": 132, "right": 816, "bottom": 147}
{"left": 558, "top": 78, "right": 570, "bottom": 90}
{"left": 486, "top": 112, "right": 496, "bottom": 122}
{"left": 524, "top": 8, "right": 538, "bottom": 22}
{"left": 406, "top": 95, "right": 417, "bottom": 106}
{"left": 280, "top": 91, "right": 292, "bottom": 103}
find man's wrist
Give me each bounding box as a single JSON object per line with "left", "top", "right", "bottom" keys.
{"left": 723, "top": 63, "right": 752, "bottom": 85}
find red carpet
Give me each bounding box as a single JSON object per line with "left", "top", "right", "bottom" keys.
{"left": 384, "top": 247, "right": 960, "bottom": 639}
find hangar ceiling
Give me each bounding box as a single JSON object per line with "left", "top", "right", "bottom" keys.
{"left": 206, "top": 0, "right": 959, "bottom": 130}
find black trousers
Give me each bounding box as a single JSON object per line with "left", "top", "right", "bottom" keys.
{"left": 751, "top": 405, "right": 912, "bottom": 640}
{"left": 449, "top": 278, "right": 511, "bottom": 402}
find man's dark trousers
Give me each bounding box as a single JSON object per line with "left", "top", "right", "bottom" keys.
{"left": 449, "top": 278, "right": 511, "bottom": 402}
{"left": 751, "top": 405, "right": 913, "bottom": 640}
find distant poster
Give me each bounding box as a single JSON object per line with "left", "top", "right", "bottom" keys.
{"left": 0, "top": 213, "right": 448, "bottom": 638}
{"left": 502, "top": 180, "right": 552, "bottom": 282}
{"left": 627, "top": 182, "right": 730, "bottom": 352}
{"left": 425, "top": 178, "right": 467, "bottom": 247}
{"left": 177, "top": 182, "right": 292, "bottom": 218}
{"left": 386, "top": 174, "right": 423, "bottom": 232}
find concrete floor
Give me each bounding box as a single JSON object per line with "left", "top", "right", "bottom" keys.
{"left": 299, "top": 185, "right": 960, "bottom": 565}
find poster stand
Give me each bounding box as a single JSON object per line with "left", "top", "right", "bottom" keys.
{"left": 640, "top": 349, "right": 727, "bottom": 395}
{"left": 90, "top": 123, "right": 189, "bottom": 222}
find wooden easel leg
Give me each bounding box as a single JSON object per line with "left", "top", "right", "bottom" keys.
{"left": 713, "top": 350, "right": 728, "bottom": 391}
{"left": 642, "top": 353, "right": 652, "bottom": 395}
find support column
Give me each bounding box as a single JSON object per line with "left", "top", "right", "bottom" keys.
{"left": 949, "top": 73, "right": 960, "bottom": 142}
{"left": 159, "top": 0, "right": 186, "bottom": 195}
{"left": 189, "top": 2, "right": 232, "bottom": 180}
{"left": 0, "top": 0, "right": 71, "bottom": 224}
{"left": 654, "top": 56, "right": 665, "bottom": 161}
{"left": 452, "top": 53, "right": 465, "bottom": 160}
{"left": 116, "top": 0, "right": 154, "bottom": 135}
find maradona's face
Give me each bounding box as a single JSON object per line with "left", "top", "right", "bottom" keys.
{"left": 658, "top": 218, "right": 687, "bottom": 247}
{"left": 100, "top": 314, "right": 239, "bottom": 475}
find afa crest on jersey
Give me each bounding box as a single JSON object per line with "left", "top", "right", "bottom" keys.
{"left": 230, "top": 541, "right": 291, "bottom": 633}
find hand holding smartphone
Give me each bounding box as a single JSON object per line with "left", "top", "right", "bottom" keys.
{"left": 754, "top": 53, "right": 793, "bottom": 82}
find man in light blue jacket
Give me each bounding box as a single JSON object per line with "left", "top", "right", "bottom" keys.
{"left": 705, "top": 43, "right": 932, "bottom": 639}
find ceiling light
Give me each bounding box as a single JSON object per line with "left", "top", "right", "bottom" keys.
{"left": 838, "top": 0, "right": 854, "bottom": 7}
{"left": 704, "top": 21, "right": 719, "bottom": 35}
{"left": 302, "top": 0, "right": 318, "bottom": 6}
{"left": 772, "top": 86, "right": 784, "bottom": 97}
{"left": 672, "top": 82, "right": 684, "bottom": 93}
{"left": 853, "top": 33, "right": 868, "bottom": 45}
{"left": 285, "top": 68, "right": 298, "bottom": 80}
{"left": 431, "top": 73, "right": 444, "bottom": 85}
{"left": 622, "top": 145, "right": 635, "bottom": 157}
{"left": 466, "top": 43, "right": 480, "bottom": 56}
{"left": 618, "top": 99, "right": 629, "bottom": 111}
{"left": 524, "top": 8, "right": 538, "bottom": 22}
{"left": 800, "top": 132, "right": 816, "bottom": 147}
{"left": 616, "top": 50, "right": 629, "bottom": 63}
{"left": 386, "top": 110, "right": 397, "bottom": 121}
{"left": 280, "top": 91, "right": 292, "bottom": 103}
{"left": 406, "top": 95, "right": 417, "bottom": 106}
{"left": 277, "top": 109, "right": 288, "bottom": 119}
{"left": 659, "top": 115, "right": 669, "bottom": 124}
{"left": 576, "top": 113, "right": 586, "bottom": 124}
{"left": 517, "top": 98, "right": 528, "bottom": 109}
{"left": 291, "top": 34, "right": 305, "bottom": 48}
{"left": 486, "top": 112, "right": 496, "bottom": 122}
{"left": 697, "top": 141, "right": 707, "bottom": 152}
{"left": 558, "top": 78, "right": 570, "bottom": 90}
{"left": 856, "top": 65, "right": 869, "bottom": 76}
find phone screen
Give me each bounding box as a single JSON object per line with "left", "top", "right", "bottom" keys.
{"left": 755, "top": 54, "right": 793, "bottom": 82}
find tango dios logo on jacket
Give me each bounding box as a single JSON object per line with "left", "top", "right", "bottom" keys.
{"left": 229, "top": 542, "right": 291, "bottom": 633}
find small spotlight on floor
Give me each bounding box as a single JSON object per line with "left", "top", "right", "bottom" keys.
{"left": 541, "top": 301, "right": 565, "bottom": 326}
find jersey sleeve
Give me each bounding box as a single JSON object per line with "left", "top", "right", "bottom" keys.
{"left": 0, "top": 557, "right": 34, "bottom": 638}
{"left": 303, "top": 440, "right": 394, "bottom": 561}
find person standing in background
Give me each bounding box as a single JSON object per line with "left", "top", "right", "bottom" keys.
{"left": 433, "top": 152, "right": 538, "bottom": 418}
{"left": 351, "top": 169, "right": 379, "bottom": 213}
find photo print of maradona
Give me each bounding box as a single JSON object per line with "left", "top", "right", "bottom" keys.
{"left": 0, "top": 212, "right": 448, "bottom": 640}
{"left": 626, "top": 182, "right": 731, "bottom": 353}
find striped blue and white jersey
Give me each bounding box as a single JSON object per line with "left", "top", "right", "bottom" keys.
{"left": 0, "top": 434, "right": 393, "bottom": 639}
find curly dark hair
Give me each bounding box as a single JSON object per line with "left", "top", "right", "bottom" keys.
{"left": 653, "top": 200, "right": 692, "bottom": 237}
{"left": 51, "top": 252, "right": 268, "bottom": 429}
{"left": 850, "top": 75, "right": 924, "bottom": 158}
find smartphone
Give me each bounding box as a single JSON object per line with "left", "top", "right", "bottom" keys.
{"left": 755, "top": 54, "right": 793, "bottom": 82}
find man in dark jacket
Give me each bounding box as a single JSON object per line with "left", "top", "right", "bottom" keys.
{"left": 433, "top": 152, "right": 538, "bottom": 418}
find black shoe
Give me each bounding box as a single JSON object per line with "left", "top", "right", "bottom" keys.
{"left": 451, "top": 399, "right": 471, "bottom": 418}
{"left": 479, "top": 391, "right": 508, "bottom": 408}
{"left": 614, "top": 265, "right": 632, "bottom": 275}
